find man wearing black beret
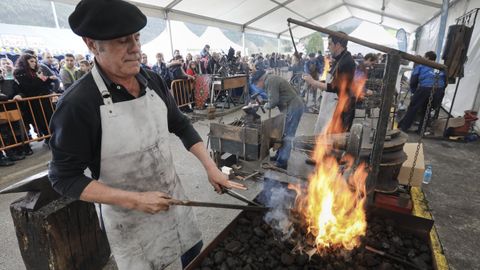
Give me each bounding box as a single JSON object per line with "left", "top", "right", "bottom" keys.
{"left": 252, "top": 69, "right": 304, "bottom": 169}
{"left": 48, "top": 0, "right": 245, "bottom": 269}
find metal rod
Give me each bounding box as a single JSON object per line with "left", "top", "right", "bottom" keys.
{"left": 365, "top": 245, "right": 423, "bottom": 270}
{"left": 287, "top": 18, "right": 447, "bottom": 71}
{"left": 221, "top": 187, "right": 263, "bottom": 207}
{"left": 367, "top": 53, "right": 401, "bottom": 193}
{"left": 170, "top": 200, "right": 269, "bottom": 212}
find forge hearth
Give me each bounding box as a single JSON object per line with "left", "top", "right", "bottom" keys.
{"left": 187, "top": 181, "right": 436, "bottom": 270}
{"left": 187, "top": 209, "right": 433, "bottom": 270}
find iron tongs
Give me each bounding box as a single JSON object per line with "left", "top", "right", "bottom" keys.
{"left": 221, "top": 187, "right": 263, "bottom": 207}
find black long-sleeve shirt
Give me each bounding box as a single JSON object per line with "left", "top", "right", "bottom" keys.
{"left": 326, "top": 49, "right": 356, "bottom": 131}
{"left": 48, "top": 66, "right": 202, "bottom": 198}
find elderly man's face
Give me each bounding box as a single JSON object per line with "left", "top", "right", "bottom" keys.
{"left": 86, "top": 33, "right": 141, "bottom": 78}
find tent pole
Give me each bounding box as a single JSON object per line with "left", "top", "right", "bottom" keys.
{"left": 242, "top": 29, "right": 246, "bottom": 58}
{"left": 165, "top": 11, "right": 175, "bottom": 59}
{"left": 277, "top": 36, "right": 280, "bottom": 54}
{"left": 435, "top": 0, "right": 449, "bottom": 62}
{"left": 50, "top": 1, "right": 60, "bottom": 29}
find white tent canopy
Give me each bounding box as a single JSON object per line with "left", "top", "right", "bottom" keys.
{"left": 53, "top": 0, "right": 449, "bottom": 39}
{"left": 348, "top": 21, "right": 399, "bottom": 54}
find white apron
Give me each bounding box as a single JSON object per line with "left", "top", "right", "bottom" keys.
{"left": 314, "top": 73, "right": 338, "bottom": 135}
{"left": 92, "top": 65, "right": 202, "bottom": 270}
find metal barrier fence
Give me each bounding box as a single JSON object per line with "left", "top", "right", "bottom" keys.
{"left": 0, "top": 94, "right": 60, "bottom": 152}
{"left": 170, "top": 79, "right": 195, "bottom": 108}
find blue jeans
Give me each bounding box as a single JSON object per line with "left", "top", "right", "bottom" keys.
{"left": 275, "top": 106, "right": 304, "bottom": 167}
{"left": 181, "top": 240, "right": 203, "bottom": 269}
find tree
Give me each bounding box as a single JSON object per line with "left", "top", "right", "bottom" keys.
{"left": 304, "top": 32, "right": 324, "bottom": 54}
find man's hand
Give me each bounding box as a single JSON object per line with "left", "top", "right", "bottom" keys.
{"left": 13, "top": 95, "right": 22, "bottom": 101}
{"left": 130, "top": 191, "right": 173, "bottom": 214}
{"left": 80, "top": 181, "right": 175, "bottom": 214}
{"left": 206, "top": 166, "right": 246, "bottom": 193}
{"left": 302, "top": 74, "right": 314, "bottom": 83}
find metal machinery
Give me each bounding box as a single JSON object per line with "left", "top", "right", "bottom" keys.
{"left": 285, "top": 18, "right": 447, "bottom": 203}
{"left": 209, "top": 96, "right": 285, "bottom": 166}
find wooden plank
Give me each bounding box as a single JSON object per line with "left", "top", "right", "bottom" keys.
{"left": 210, "top": 123, "right": 260, "bottom": 144}
{"left": 222, "top": 76, "right": 247, "bottom": 89}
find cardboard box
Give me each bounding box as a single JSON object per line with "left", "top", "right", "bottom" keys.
{"left": 398, "top": 143, "right": 425, "bottom": 187}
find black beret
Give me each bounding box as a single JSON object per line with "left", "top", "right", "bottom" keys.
{"left": 250, "top": 69, "right": 266, "bottom": 84}
{"left": 69, "top": 0, "right": 147, "bottom": 40}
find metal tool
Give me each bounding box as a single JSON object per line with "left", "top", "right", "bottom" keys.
{"left": 242, "top": 171, "right": 261, "bottom": 181}
{"left": 221, "top": 187, "right": 263, "bottom": 207}
{"left": 365, "top": 245, "right": 423, "bottom": 270}
{"left": 170, "top": 200, "right": 269, "bottom": 212}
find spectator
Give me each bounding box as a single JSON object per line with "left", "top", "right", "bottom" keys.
{"left": 200, "top": 44, "right": 210, "bottom": 59}
{"left": 141, "top": 52, "right": 151, "bottom": 70}
{"left": 191, "top": 54, "right": 206, "bottom": 75}
{"left": 269, "top": 52, "right": 277, "bottom": 69}
{"left": 39, "top": 52, "right": 61, "bottom": 92}
{"left": 1, "top": 58, "right": 26, "bottom": 164}
{"left": 60, "top": 53, "right": 79, "bottom": 90}
{"left": 186, "top": 60, "right": 199, "bottom": 76}
{"left": 303, "top": 52, "right": 324, "bottom": 105}
{"left": 354, "top": 53, "right": 378, "bottom": 97}
{"left": 75, "top": 54, "right": 85, "bottom": 66}
{"left": 207, "top": 52, "right": 220, "bottom": 74}
{"left": 169, "top": 55, "right": 194, "bottom": 81}
{"left": 316, "top": 51, "right": 325, "bottom": 75}
{"left": 14, "top": 53, "right": 55, "bottom": 147}
{"left": 152, "top": 52, "right": 169, "bottom": 82}
{"left": 185, "top": 53, "right": 193, "bottom": 69}
{"left": 76, "top": 59, "right": 91, "bottom": 79}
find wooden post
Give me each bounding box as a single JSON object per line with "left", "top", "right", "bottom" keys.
{"left": 10, "top": 196, "right": 111, "bottom": 270}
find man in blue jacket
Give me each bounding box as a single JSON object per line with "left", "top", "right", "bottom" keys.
{"left": 399, "top": 51, "right": 446, "bottom": 133}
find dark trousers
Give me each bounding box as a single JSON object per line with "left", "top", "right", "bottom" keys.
{"left": 181, "top": 240, "right": 203, "bottom": 269}
{"left": 275, "top": 105, "right": 304, "bottom": 167}
{"left": 399, "top": 87, "right": 445, "bottom": 132}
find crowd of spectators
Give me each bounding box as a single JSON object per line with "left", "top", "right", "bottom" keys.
{"left": 0, "top": 49, "right": 92, "bottom": 166}
{"left": 0, "top": 44, "right": 386, "bottom": 167}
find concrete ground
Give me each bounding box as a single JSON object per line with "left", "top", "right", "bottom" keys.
{"left": 0, "top": 109, "right": 479, "bottom": 270}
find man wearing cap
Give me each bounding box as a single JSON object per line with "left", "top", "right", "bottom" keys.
{"left": 251, "top": 70, "right": 304, "bottom": 169}
{"left": 48, "top": 0, "right": 244, "bottom": 269}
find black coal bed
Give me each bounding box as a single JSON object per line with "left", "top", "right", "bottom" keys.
{"left": 186, "top": 180, "right": 435, "bottom": 270}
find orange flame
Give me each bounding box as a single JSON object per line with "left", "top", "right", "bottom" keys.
{"left": 292, "top": 73, "right": 369, "bottom": 252}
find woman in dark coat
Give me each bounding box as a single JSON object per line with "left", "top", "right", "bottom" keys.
{"left": 14, "top": 53, "right": 56, "bottom": 146}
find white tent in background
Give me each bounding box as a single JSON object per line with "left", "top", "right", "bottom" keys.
{"left": 141, "top": 30, "right": 171, "bottom": 61}
{"left": 347, "top": 21, "right": 398, "bottom": 55}
{"left": 198, "top": 27, "right": 242, "bottom": 55}
{"left": 0, "top": 23, "right": 88, "bottom": 55}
